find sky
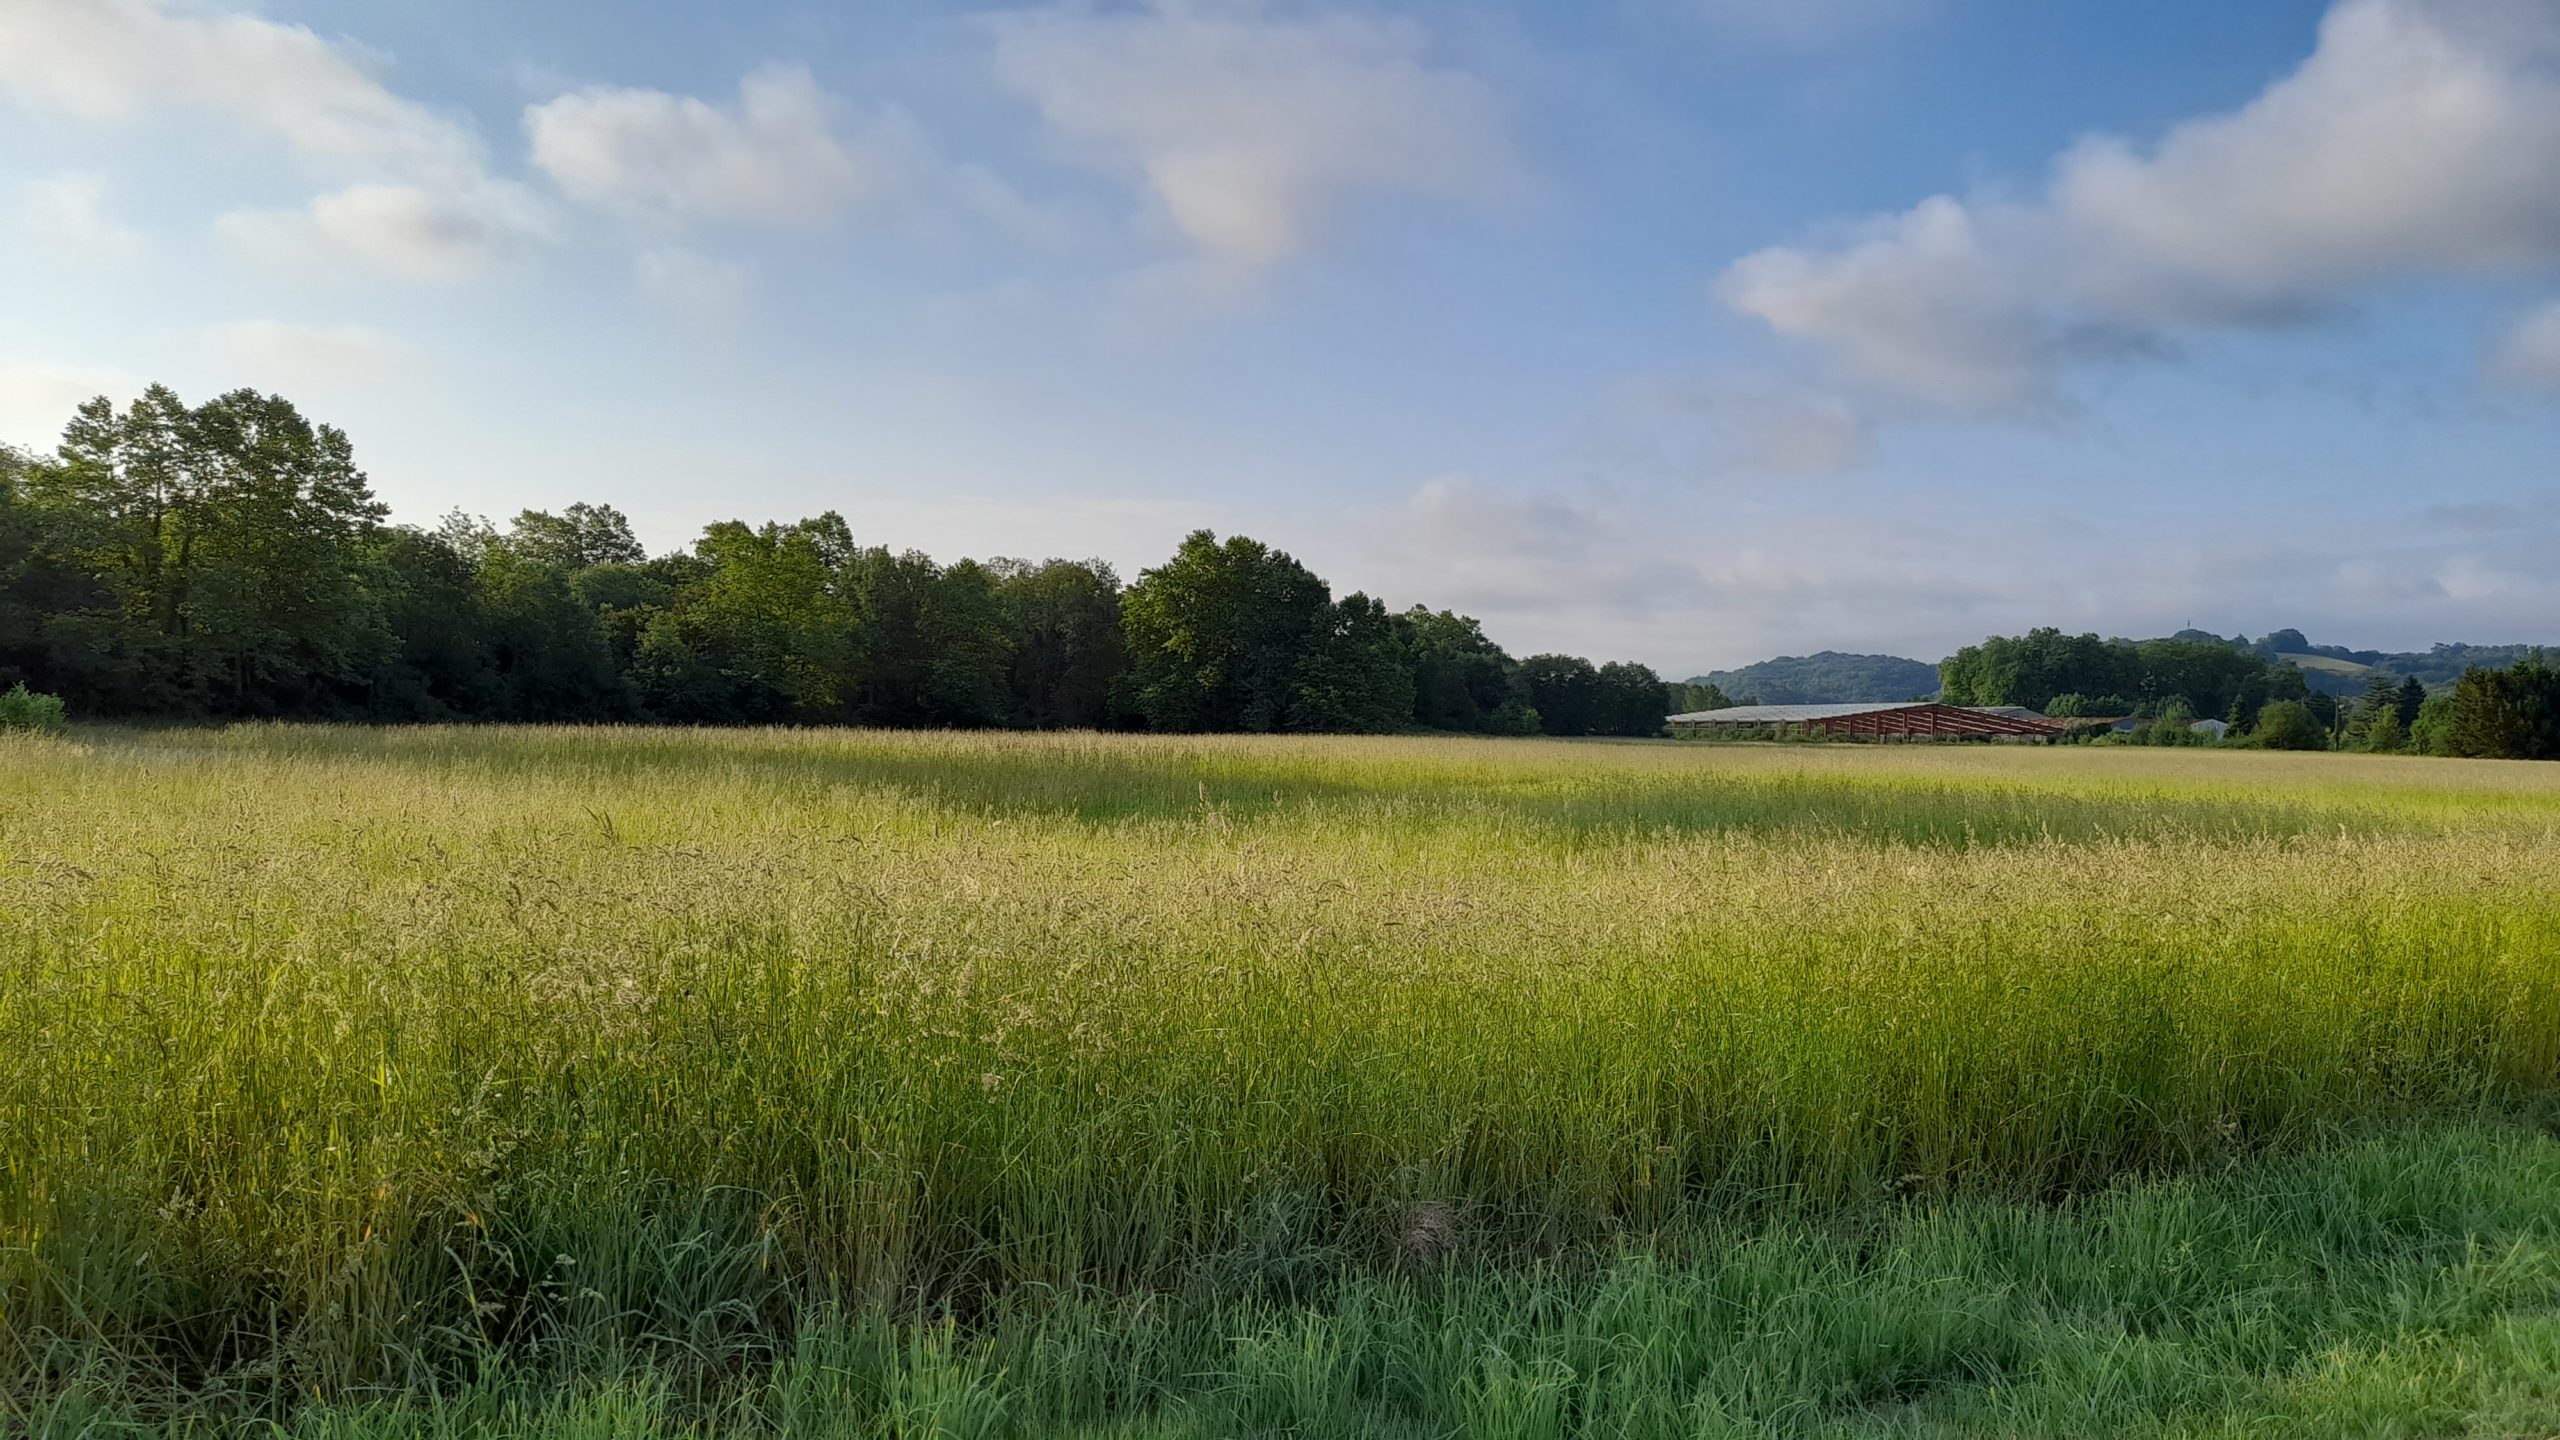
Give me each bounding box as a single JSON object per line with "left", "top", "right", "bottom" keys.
{"left": 4, "top": 0, "right": 2559, "bottom": 674}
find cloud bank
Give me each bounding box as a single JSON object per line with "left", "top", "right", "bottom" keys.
{"left": 1722, "top": 0, "right": 2560, "bottom": 413}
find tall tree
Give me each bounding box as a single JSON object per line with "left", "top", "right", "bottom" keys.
{"left": 1592, "top": 661, "right": 1672, "bottom": 737}
{"left": 993, "top": 558, "right": 1125, "bottom": 729}
{"left": 2448, "top": 654, "right": 2560, "bottom": 760}
{"left": 1287, "top": 593, "right": 1415, "bottom": 733}
{"left": 1518, "top": 654, "right": 1601, "bottom": 737}
{"left": 1396, "top": 607, "right": 1523, "bottom": 732}
{"left": 1118, "top": 530, "right": 1329, "bottom": 733}
{"left": 2344, "top": 666, "right": 2406, "bottom": 743}
{"left": 2394, "top": 676, "right": 2427, "bottom": 732}
{"left": 365, "top": 526, "right": 498, "bottom": 718}
{"left": 1941, "top": 629, "right": 2142, "bottom": 710}
{"left": 919, "top": 558, "right": 1013, "bottom": 727}
{"left": 847, "top": 545, "right": 941, "bottom": 726}
{"left": 475, "top": 543, "right": 625, "bottom": 721}
{"left": 0, "top": 446, "right": 48, "bottom": 693}
{"left": 185, "top": 389, "right": 396, "bottom": 712}
{"left": 632, "top": 512, "right": 855, "bottom": 722}
{"left": 23, "top": 386, "right": 393, "bottom": 713}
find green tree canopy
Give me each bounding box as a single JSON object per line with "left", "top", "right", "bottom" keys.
{"left": 509, "top": 502, "right": 646, "bottom": 571}
{"left": 22, "top": 385, "right": 392, "bottom": 714}
{"left": 2448, "top": 653, "right": 2560, "bottom": 760}
{"left": 2248, "top": 700, "right": 2327, "bottom": 751}
{"left": 1119, "top": 530, "right": 1330, "bottom": 733}
{"left": 992, "top": 558, "right": 1125, "bottom": 729}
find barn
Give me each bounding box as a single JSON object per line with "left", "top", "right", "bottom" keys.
{"left": 1666, "top": 701, "right": 2067, "bottom": 740}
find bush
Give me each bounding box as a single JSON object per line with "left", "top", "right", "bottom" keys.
{"left": 2246, "top": 700, "right": 2326, "bottom": 751}
{"left": 0, "top": 683, "right": 68, "bottom": 733}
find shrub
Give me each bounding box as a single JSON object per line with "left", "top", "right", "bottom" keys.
{"left": 2247, "top": 700, "right": 2326, "bottom": 751}
{"left": 0, "top": 683, "right": 67, "bottom": 733}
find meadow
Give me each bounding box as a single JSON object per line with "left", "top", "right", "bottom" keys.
{"left": 4, "top": 726, "right": 2559, "bottom": 1436}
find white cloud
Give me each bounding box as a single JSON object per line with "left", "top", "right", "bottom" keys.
{"left": 16, "top": 173, "right": 146, "bottom": 262}
{"left": 0, "top": 0, "right": 547, "bottom": 281}
{"left": 1721, "top": 198, "right": 2062, "bottom": 414}
{"left": 202, "top": 320, "right": 410, "bottom": 387}
{"left": 633, "top": 247, "right": 752, "bottom": 321}
{"left": 986, "top": 0, "right": 1518, "bottom": 266}
{"left": 1723, "top": 0, "right": 2560, "bottom": 413}
{"left": 2495, "top": 300, "right": 2560, "bottom": 390}
{"left": 0, "top": 0, "right": 482, "bottom": 182}
{"left": 527, "top": 65, "right": 893, "bottom": 225}
{"left": 219, "top": 180, "right": 551, "bottom": 284}
{"left": 0, "top": 360, "right": 142, "bottom": 450}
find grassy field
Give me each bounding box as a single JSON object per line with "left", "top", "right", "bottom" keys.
{"left": 5, "top": 727, "right": 2560, "bottom": 1436}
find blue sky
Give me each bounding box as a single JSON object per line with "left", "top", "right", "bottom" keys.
{"left": 5, "top": 0, "right": 2559, "bottom": 672}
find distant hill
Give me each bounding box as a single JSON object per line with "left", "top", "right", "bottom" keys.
{"left": 2232, "top": 630, "right": 2550, "bottom": 695}
{"left": 2112, "top": 629, "right": 2554, "bottom": 697}
{"left": 1688, "top": 651, "right": 1940, "bottom": 705}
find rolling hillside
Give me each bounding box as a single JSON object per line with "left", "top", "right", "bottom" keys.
{"left": 1689, "top": 651, "right": 1941, "bottom": 705}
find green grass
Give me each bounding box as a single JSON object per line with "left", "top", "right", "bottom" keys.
{"left": 5, "top": 725, "right": 2560, "bottom": 1435}
{"left": 22, "top": 1119, "right": 2560, "bottom": 1437}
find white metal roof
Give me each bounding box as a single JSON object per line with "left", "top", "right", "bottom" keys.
{"left": 1666, "top": 702, "right": 1933, "bottom": 724}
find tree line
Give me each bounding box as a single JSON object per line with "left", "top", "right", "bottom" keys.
{"left": 0, "top": 386, "right": 1693, "bottom": 736}
{"left": 1941, "top": 626, "right": 2559, "bottom": 759}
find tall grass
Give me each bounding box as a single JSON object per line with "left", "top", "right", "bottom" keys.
{"left": 4, "top": 726, "right": 2559, "bottom": 1427}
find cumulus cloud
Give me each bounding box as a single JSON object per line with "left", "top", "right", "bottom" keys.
{"left": 1723, "top": 199, "right": 2070, "bottom": 415}
{"left": 202, "top": 320, "right": 411, "bottom": 389}
{"left": 2495, "top": 300, "right": 2560, "bottom": 390}
{"left": 985, "top": 0, "right": 1518, "bottom": 266}
{"left": 527, "top": 65, "right": 899, "bottom": 225}
{"left": 1723, "top": 0, "right": 2560, "bottom": 413}
{"left": 16, "top": 173, "right": 146, "bottom": 262}
{"left": 0, "top": 0, "right": 546, "bottom": 281}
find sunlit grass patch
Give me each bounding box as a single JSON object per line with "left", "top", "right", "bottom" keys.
{"left": 4, "top": 726, "right": 2558, "bottom": 1433}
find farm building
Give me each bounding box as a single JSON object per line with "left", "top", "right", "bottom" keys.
{"left": 1666, "top": 701, "right": 2067, "bottom": 741}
